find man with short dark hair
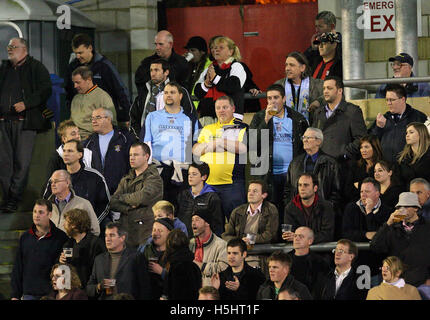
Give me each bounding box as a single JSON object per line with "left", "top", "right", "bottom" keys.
{"left": 369, "top": 83, "right": 427, "bottom": 163}
{"left": 0, "top": 37, "right": 52, "bottom": 213}
{"left": 176, "top": 162, "right": 223, "bottom": 236}
{"left": 376, "top": 53, "right": 430, "bottom": 98}
{"left": 319, "top": 239, "right": 367, "bottom": 300}
{"left": 283, "top": 173, "right": 335, "bottom": 244}
{"left": 11, "top": 199, "right": 68, "bottom": 300}
{"left": 65, "top": 33, "right": 131, "bottom": 123}
{"left": 410, "top": 178, "right": 430, "bottom": 221}
{"left": 86, "top": 222, "right": 151, "bottom": 300}
{"left": 211, "top": 238, "right": 265, "bottom": 300}
{"left": 110, "top": 142, "right": 163, "bottom": 248}
{"left": 257, "top": 250, "right": 312, "bottom": 300}
{"left": 312, "top": 76, "right": 367, "bottom": 161}
{"left": 70, "top": 66, "right": 117, "bottom": 140}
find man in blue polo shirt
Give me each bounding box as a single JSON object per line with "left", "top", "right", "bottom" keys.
{"left": 143, "top": 81, "right": 200, "bottom": 206}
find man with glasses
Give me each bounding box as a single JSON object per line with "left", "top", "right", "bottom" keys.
{"left": 283, "top": 127, "right": 341, "bottom": 209}
{"left": 70, "top": 66, "right": 117, "bottom": 140}
{"left": 375, "top": 53, "right": 430, "bottom": 98}
{"left": 319, "top": 239, "right": 367, "bottom": 300}
{"left": 369, "top": 83, "right": 427, "bottom": 163}
{"left": 249, "top": 84, "right": 308, "bottom": 217}
{"left": 83, "top": 107, "right": 135, "bottom": 195}
{"left": 0, "top": 38, "right": 52, "bottom": 213}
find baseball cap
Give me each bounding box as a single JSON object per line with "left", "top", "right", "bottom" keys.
{"left": 184, "top": 36, "right": 207, "bottom": 53}
{"left": 313, "top": 32, "right": 341, "bottom": 45}
{"left": 389, "top": 53, "right": 414, "bottom": 67}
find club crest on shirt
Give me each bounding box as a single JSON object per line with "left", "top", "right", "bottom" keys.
{"left": 114, "top": 145, "right": 121, "bottom": 152}
{"left": 168, "top": 117, "right": 175, "bottom": 124}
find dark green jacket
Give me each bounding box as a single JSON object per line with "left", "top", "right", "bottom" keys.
{"left": 0, "top": 55, "right": 52, "bottom": 131}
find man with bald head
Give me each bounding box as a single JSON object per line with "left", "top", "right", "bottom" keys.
{"left": 135, "top": 30, "right": 191, "bottom": 96}
{"left": 288, "top": 226, "right": 330, "bottom": 298}
{"left": 0, "top": 37, "right": 52, "bottom": 213}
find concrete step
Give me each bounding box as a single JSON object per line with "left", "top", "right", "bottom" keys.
{"left": 0, "top": 212, "right": 32, "bottom": 231}
{"left": 0, "top": 278, "right": 11, "bottom": 299}
{"left": 0, "top": 230, "right": 25, "bottom": 241}
{"left": 0, "top": 241, "right": 19, "bottom": 265}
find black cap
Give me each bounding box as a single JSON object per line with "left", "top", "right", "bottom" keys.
{"left": 184, "top": 36, "right": 207, "bottom": 53}
{"left": 191, "top": 207, "right": 212, "bottom": 225}
{"left": 389, "top": 53, "right": 414, "bottom": 67}
{"left": 154, "top": 217, "right": 174, "bottom": 231}
{"left": 313, "top": 32, "right": 341, "bottom": 45}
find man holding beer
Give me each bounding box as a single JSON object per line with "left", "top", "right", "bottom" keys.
{"left": 370, "top": 192, "right": 430, "bottom": 287}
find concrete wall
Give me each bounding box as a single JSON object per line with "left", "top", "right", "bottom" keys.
{"left": 71, "top": 0, "right": 159, "bottom": 99}
{"left": 318, "top": 0, "right": 430, "bottom": 88}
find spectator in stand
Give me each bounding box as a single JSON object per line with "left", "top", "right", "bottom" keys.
{"left": 10, "top": 199, "right": 68, "bottom": 300}
{"left": 288, "top": 227, "right": 330, "bottom": 298}
{"left": 46, "top": 120, "right": 93, "bottom": 181}
{"left": 249, "top": 84, "right": 308, "bottom": 217}
{"left": 375, "top": 53, "right": 430, "bottom": 98}
{"left": 304, "top": 11, "right": 341, "bottom": 70}
{"left": 70, "top": 66, "right": 117, "bottom": 140}
{"left": 65, "top": 33, "right": 130, "bottom": 124}
{"left": 150, "top": 200, "right": 188, "bottom": 239}
{"left": 59, "top": 208, "right": 106, "bottom": 289}
{"left": 283, "top": 127, "right": 341, "bottom": 210}
{"left": 45, "top": 263, "right": 88, "bottom": 300}
{"left": 311, "top": 32, "right": 342, "bottom": 80}
{"left": 345, "top": 135, "right": 384, "bottom": 203}
{"left": 135, "top": 30, "right": 190, "bottom": 96}
{"left": 110, "top": 141, "right": 163, "bottom": 248}
{"left": 277, "top": 287, "right": 301, "bottom": 300}
{"left": 257, "top": 250, "right": 313, "bottom": 300}
{"left": 275, "top": 51, "right": 324, "bottom": 122}
{"left": 398, "top": 122, "right": 430, "bottom": 185}
{"left": 189, "top": 208, "right": 228, "bottom": 287}
{"left": 194, "top": 36, "right": 246, "bottom": 125}
{"left": 198, "top": 286, "right": 220, "bottom": 300}
{"left": 211, "top": 238, "right": 265, "bottom": 300}
{"left": 84, "top": 107, "right": 136, "bottom": 195}
{"left": 367, "top": 256, "right": 422, "bottom": 300}
{"left": 409, "top": 178, "right": 430, "bottom": 221}
{"left": 129, "top": 59, "right": 195, "bottom": 140}
{"left": 193, "top": 95, "right": 248, "bottom": 221}
{"left": 374, "top": 160, "right": 404, "bottom": 210}
{"left": 161, "top": 229, "right": 202, "bottom": 300}
{"left": 283, "top": 173, "right": 335, "bottom": 244}
{"left": 370, "top": 192, "right": 430, "bottom": 286}
{"left": 319, "top": 239, "right": 368, "bottom": 300}
{"left": 369, "top": 84, "right": 427, "bottom": 164}
{"left": 176, "top": 162, "right": 223, "bottom": 236}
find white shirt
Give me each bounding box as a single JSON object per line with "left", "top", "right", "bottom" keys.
{"left": 335, "top": 267, "right": 351, "bottom": 294}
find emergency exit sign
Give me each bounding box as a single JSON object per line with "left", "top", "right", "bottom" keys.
{"left": 361, "top": 0, "right": 422, "bottom": 39}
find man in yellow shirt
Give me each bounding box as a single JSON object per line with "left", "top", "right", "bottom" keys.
{"left": 193, "top": 96, "right": 248, "bottom": 221}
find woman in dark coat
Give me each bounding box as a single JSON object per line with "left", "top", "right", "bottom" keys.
{"left": 162, "top": 229, "right": 202, "bottom": 300}
{"left": 47, "top": 263, "right": 88, "bottom": 300}
{"left": 374, "top": 160, "right": 404, "bottom": 209}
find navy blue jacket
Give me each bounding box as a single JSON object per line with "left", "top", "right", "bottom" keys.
{"left": 83, "top": 128, "right": 136, "bottom": 195}
{"left": 11, "top": 221, "right": 68, "bottom": 299}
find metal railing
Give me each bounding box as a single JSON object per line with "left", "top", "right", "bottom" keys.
{"left": 248, "top": 241, "right": 370, "bottom": 255}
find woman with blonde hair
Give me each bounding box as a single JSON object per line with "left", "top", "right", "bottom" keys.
{"left": 46, "top": 263, "right": 88, "bottom": 300}
{"left": 398, "top": 122, "right": 430, "bottom": 185}
{"left": 195, "top": 36, "right": 247, "bottom": 125}
{"left": 367, "top": 256, "right": 421, "bottom": 300}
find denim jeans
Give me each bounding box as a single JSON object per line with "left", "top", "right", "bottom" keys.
{"left": 210, "top": 181, "right": 246, "bottom": 221}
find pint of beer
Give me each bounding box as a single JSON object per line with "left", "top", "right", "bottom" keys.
{"left": 393, "top": 208, "right": 407, "bottom": 223}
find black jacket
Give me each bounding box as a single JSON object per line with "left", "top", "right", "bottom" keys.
{"left": 319, "top": 267, "right": 368, "bottom": 300}
{"left": 83, "top": 128, "right": 136, "bottom": 195}
{"left": 65, "top": 52, "right": 131, "bottom": 122}
{"left": 135, "top": 50, "right": 191, "bottom": 96}
{"left": 86, "top": 247, "right": 151, "bottom": 300}
{"left": 283, "top": 150, "right": 341, "bottom": 207}
{"left": 368, "top": 104, "right": 427, "bottom": 164}
{"left": 398, "top": 147, "right": 430, "bottom": 186}
{"left": 284, "top": 195, "right": 335, "bottom": 244}
{"left": 11, "top": 221, "right": 68, "bottom": 299}
{"left": 257, "top": 274, "right": 313, "bottom": 300}
{"left": 342, "top": 200, "right": 393, "bottom": 242}
{"left": 370, "top": 216, "right": 430, "bottom": 286}
{"left": 218, "top": 262, "right": 265, "bottom": 300}
{"left": 43, "top": 164, "right": 111, "bottom": 222}
{"left": 310, "top": 53, "right": 343, "bottom": 80}
{"left": 0, "top": 55, "right": 52, "bottom": 131}
{"left": 129, "top": 78, "right": 197, "bottom": 139}
{"left": 312, "top": 100, "right": 367, "bottom": 160}
{"left": 176, "top": 184, "right": 223, "bottom": 237}
{"left": 62, "top": 233, "right": 106, "bottom": 289}
{"left": 249, "top": 106, "right": 308, "bottom": 196}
